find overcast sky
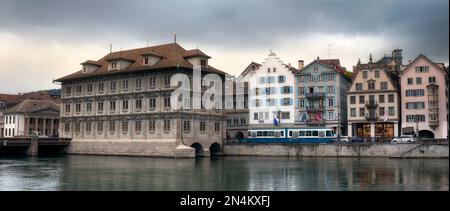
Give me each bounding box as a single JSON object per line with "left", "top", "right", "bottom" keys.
{"left": 0, "top": 0, "right": 448, "bottom": 94}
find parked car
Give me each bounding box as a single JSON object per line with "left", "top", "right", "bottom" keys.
{"left": 391, "top": 135, "right": 416, "bottom": 143}
{"left": 338, "top": 136, "right": 350, "bottom": 143}
{"left": 351, "top": 136, "right": 365, "bottom": 143}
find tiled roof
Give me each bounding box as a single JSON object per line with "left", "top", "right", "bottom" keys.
{"left": 55, "top": 43, "right": 225, "bottom": 82}
{"left": 4, "top": 99, "right": 60, "bottom": 114}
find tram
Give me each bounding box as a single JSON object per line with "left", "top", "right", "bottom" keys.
{"left": 242, "top": 128, "right": 336, "bottom": 143}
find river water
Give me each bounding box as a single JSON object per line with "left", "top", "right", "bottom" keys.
{"left": 0, "top": 155, "right": 448, "bottom": 191}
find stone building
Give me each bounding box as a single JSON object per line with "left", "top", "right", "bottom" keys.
{"left": 400, "top": 54, "right": 449, "bottom": 139}
{"left": 294, "top": 58, "right": 351, "bottom": 135}
{"left": 2, "top": 99, "right": 60, "bottom": 137}
{"left": 347, "top": 54, "right": 400, "bottom": 141}
{"left": 54, "top": 42, "right": 227, "bottom": 157}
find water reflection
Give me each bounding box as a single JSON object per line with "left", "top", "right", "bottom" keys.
{"left": 0, "top": 156, "right": 448, "bottom": 191}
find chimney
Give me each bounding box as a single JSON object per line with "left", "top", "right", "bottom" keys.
{"left": 298, "top": 60, "right": 304, "bottom": 70}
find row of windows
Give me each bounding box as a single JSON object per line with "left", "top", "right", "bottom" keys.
{"left": 66, "top": 121, "right": 220, "bottom": 133}
{"left": 65, "top": 98, "right": 170, "bottom": 113}
{"left": 350, "top": 107, "right": 395, "bottom": 117}
{"left": 253, "top": 112, "right": 290, "bottom": 120}
{"left": 350, "top": 94, "right": 395, "bottom": 104}
{"left": 252, "top": 98, "right": 292, "bottom": 107}
{"left": 259, "top": 75, "right": 286, "bottom": 84}
{"left": 407, "top": 76, "right": 435, "bottom": 85}
{"left": 362, "top": 70, "right": 381, "bottom": 79}
{"left": 405, "top": 89, "right": 425, "bottom": 97}
{"left": 298, "top": 86, "right": 336, "bottom": 95}
{"left": 355, "top": 82, "right": 388, "bottom": 91}
{"left": 415, "top": 66, "right": 429, "bottom": 73}
{"left": 406, "top": 115, "right": 426, "bottom": 122}
{"left": 298, "top": 98, "right": 335, "bottom": 108}
{"left": 405, "top": 102, "right": 425, "bottom": 110}
{"left": 65, "top": 76, "right": 172, "bottom": 95}
{"left": 227, "top": 118, "right": 247, "bottom": 126}
{"left": 3, "top": 128, "right": 15, "bottom": 137}
{"left": 298, "top": 73, "right": 334, "bottom": 82}
{"left": 4, "top": 116, "right": 15, "bottom": 124}
{"left": 254, "top": 86, "right": 292, "bottom": 95}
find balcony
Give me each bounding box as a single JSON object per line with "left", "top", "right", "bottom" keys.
{"left": 366, "top": 112, "right": 378, "bottom": 121}
{"left": 429, "top": 120, "right": 439, "bottom": 128}
{"left": 306, "top": 92, "right": 325, "bottom": 99}
{"left": 365, "top": 100, "right": 378, "bottom": 108}
{"left": 307, "top": 120, "right": 326, "bottom": 126}
{"left": 306, "top": 106, "right": 324, "bottom": 113}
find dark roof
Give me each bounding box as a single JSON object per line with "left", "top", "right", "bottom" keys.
{"left": 81, "top": 60, "right": 102, "bottom": 66}
{"left": 295, "top": 59, "right": 350, "bottom": 80}
{"left": 237, "top": 62, "right": 262, "bottom": 79}
{"left": 400, "top": 54, "right": 448, "bottom": 76}
{"left": 55, "top": 43, "right": 225, "bottom": 82}
{"left": 4, "top": 99, "right": 60, "bottom": 114}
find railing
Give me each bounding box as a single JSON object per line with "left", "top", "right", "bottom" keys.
{"left": 305, "top": 92, "right": 325, "bottom": 99}
{"left": 306, "top": 106, "right": 324, "bottom": 112}
{"left": 307, "top": 120, "right": 326, "bottom": 126}
{"left": 365, "top": 100, "right": 378, "bottom": 108}
{"left": 365, "top": 113, "right": 378, "bottom": 121}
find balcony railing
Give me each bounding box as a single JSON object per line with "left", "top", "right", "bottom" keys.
{"left": 306, "top": 106, "right": 324, "bottom": 112}
{"left": 365, "top": 113, "right": 378, "bottom": 121}
{"left": 429, "top": 120, "right": 439, "bottom": 127}
{"left": 365, "top": 100, "right": 378, "bottom": 108}
{"left": 305, "top": 92, "right": 325, "bottom": 99}
{"left": 307, "top": 120, "right": 326, "bottom": 126}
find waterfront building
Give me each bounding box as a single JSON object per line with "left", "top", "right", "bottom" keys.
{"left": 347, "top": 54, "right": 400, "bottom": 140}
{"left": 399, "top": 54, "right": 449, "bottom": 138}
{"left": 294, "top": 58, "right": 351, "bottom": 135}
{"left": 2, "top": 99, "right": 60, "bottom": 137}
{"left": 239, "top": 51, "right": 297, "bottom": 129}
{"left": 54, "top": 42, "right": 226, "bottom": 157}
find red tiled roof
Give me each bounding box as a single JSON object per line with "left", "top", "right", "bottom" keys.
{"left": 55, "top": 43, "right": 224, "bottom": 82}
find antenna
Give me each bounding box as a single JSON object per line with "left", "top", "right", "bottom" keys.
{"left": 174, "top": 32, "right": 177, "bottom": 43}
{"left": 328, "top": 44, "right": 332, "bottom": 59}
{"left": 120, "top": 47, "right": 122, "bottom": 57}
{"left": 109, "top": 44, "right": 112, "bottom": 53}
{"left": 146, "top": 40, "right": 149, "bottom": 47}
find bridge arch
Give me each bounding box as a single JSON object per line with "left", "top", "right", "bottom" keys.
{"left": 190, "top": 143, "right": 204, "bottom": 157}
{"left": 209, "top": 143, "right": 222, "bottom": 156}
{"left": 419, "top": 130, "right": 435, "bottom": 138}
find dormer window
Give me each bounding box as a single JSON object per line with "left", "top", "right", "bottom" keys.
{"left": 81, "top": 60, "right": 101, "bottom": 74}
{"left": 111, "top": 61, "right": 117, "bottom": 69}
{"left": 201, "top": 59, "right": 207, "bottom": 67}
{"left": 144, "top": 57, "right": 149, "bottom": 65}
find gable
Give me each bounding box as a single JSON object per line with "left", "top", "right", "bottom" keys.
{"left": 349, "top": 67, "right": 396, "bottom": 92}
{"left": 401, "top": 55, "right": 447, "bottom": 77}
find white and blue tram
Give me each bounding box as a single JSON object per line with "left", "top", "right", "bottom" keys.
{"left": 242, "top": 128, "right": 336, "bottom": 143}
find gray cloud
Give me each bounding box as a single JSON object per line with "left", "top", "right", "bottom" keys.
{"left": 0, "top": 0, "right": 448, "bottom": 93}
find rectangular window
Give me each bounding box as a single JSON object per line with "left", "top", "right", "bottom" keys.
{"left": 406, "top": 115, "right": 426, "bottom": 122}
{"left": 122, "top": 80, "right": 129, "bottom": 90}
{"left": 149, "top": 77, "right": 156, "bottom": 88}
{"left": 280, "top": 98, "right": 292, "bottom": 106}
{"left": 110, "top": 101, "right": 116, "bottom": 111}
{"left": 415, "top": 66, "right": 429, "bottom": 73}
{"left": 184, "top": 121, "right": 190, "bottom": 132}
{"left": 375, "top": 70, "right": 380, "bottom": 78}
{"left": 136, "top": 79, "right": 142, "bottom": 89}
{"left": 164, "top": 76, "right": 171, "bottom": 86}
{"left": 86, "top": 122, "right": 91, "bottom": 133}
{"left": 363, "top": 71, "right": 368, "bottom": 78}
{"left": 65, "top": 87, "right": 72, "bottom": 95}
{"left": 356, "top": 83, "right": 363, "bottom": 91}
{"left": 98, "top": 83, "right": 104, "bottom": 92}
{"left": 98, "top": 102, "right": 104, "bottom": 111}
{"left": 135, "top": 121, "right": 142, "bottom": 132}
{"left": 163, "top": 120, "right": 170, "bottom": 131}
{"left": 254, "top": 113, "right": 258, "bottom": 120}
{"left": 65, "top": 104, "right": 71, "bottom": 113}
{"left": 350, "top": 96, "right": 356, "bottom": 104}
{"left": 429, "top": 76, "right": 436, "bottom": 83}
{"left": 111, "top": 62, "right": 117, "bottom": 69}
{"left": 328, "top": 98, "right": 334, "bottom": 107}
{"left": 359, "top": 108, "right": 365, "bottom": 117}
{"left": 110, "top": 81, "right": 116, "bottom": 91}
{"left": 200, "top": 122, "right": 206, "bottom": 132}
{"left": 201, "top": 59, "right": 207, "bottom": 67}
{"left": 122, "top": 100, "right": 129, "bottom": 110}
{"left": 380, "top": 82, "right": 388, "bottom": 90}
{"left": 388, "top": 94, "right": 394, "bottom": 103}
{"left": 281, "top": 112, "right": 290, "bottom": 119}
{"left": 278, "top": 75, "right": 286, "bottom": 83}
{"left": 407, "top": 78, "right": 413, "bottom": 85}
{"left": 328, "top": 111, "right": 334, "bottom": 120}
{"left": 214, "top": 122, "right": 220, "bottom": 132}
{"left": 136, "top": 99, "right": 142, "bottom": 110}
{"left": 379, "top": 95, "right": 385, "bottom": 103}
{"left": 122, "top": 121, "right": 128, "bottom": 132}
{"left": 368, "top": 82, "right": 375, "bottom": 90}
{"left": 87, "top": 84, "right": 93, "bottom": 93}
{"left": 359, "top": 96, "right": 365, "bottom": 104}
{"left": 97, "top": 122, "right": 103, "bottom": 133}
{"left": 109, "top": 122, "right": 115, "bottom": 132}
{"left": 164, "top": 97, "right": 171, "bottom": 107}
{"left": 416, "top": 77, "right": 422, "bottom": 84}
{"left": 64, "top": 123, "right": 70, "bottom": 133}
{"left": 350, "top": 108, "right": 356, "bottom": 117}
{"left": 75, "top": 123, "right": 81, "bottom": 133}
{"left": 379, "top": 107, "right": 385, "bottom": 116}
{"left": 149, "top": 121, "right": 155, "bottom": 131}
{"left": 149, "top": 98, "right": 156, "bottom": 108}
{"left": 299, "top": 87, "right": 305, "bottom": 95}
{"left": 240, "top": 118, "right": 246, "bottom": 125}
{"left": 144, "top": 57, "right": 149, "bottom": 65}
{"left": 86, "top": 102, "right": 92, "bottom": 113}
{"left": 388, "top": 107, "right": 395, "bottom": 116}
{"left": 75, "top": 103, "right": 81, "bottom": 113}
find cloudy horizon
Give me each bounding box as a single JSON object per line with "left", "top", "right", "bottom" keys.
{"left": 0, "top": 0, "right": 448, "bottom": 94}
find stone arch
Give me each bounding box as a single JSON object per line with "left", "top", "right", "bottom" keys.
{"left": 190, "top": 143, "right": 204, "bottom": 157}
{"left": 235, "top": 132, "right": 244, "bottom": 140}
{"left": 419, "top": 130, "right": 435, "bottom": 138}
{"left": 209, "top": 143, "right": 222, "bottom": 156}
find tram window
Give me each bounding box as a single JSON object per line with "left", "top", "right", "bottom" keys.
{"left": 299, "top": 131, "right": 305, "bottom": 137}
{"left": 312, "top": 131, "right": 318, "bottom": 137}
{"left": 289, "top": 131, "right": 293, "bottom": 136}
{"left": 306, "top": 131, "right": 311, "bottom": 136}
{"left": 263, "top": 131, "right": 269, "bottom": 136}
{"left": 280, "top": 131, "right": 284, "bottom": 137}
{"left": 326, "top": 131, "right": 332, "bottom": 137}
{"left": 275, "top": 131, "right": 280, "bottom": 137}
{"left": 257, "top": 131, "right": 262, "bottom": 136}
{"left": 248, "top": 131, "right": 251, "bottom": 137}
{"left": 268, "top": 131, "right": 274, "bottom": 136}
{"left": 319, "top": 131, "right": 325, "bottom": 137}
{"left": 252, "top": 132, "right": 257, "bottom": 137}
